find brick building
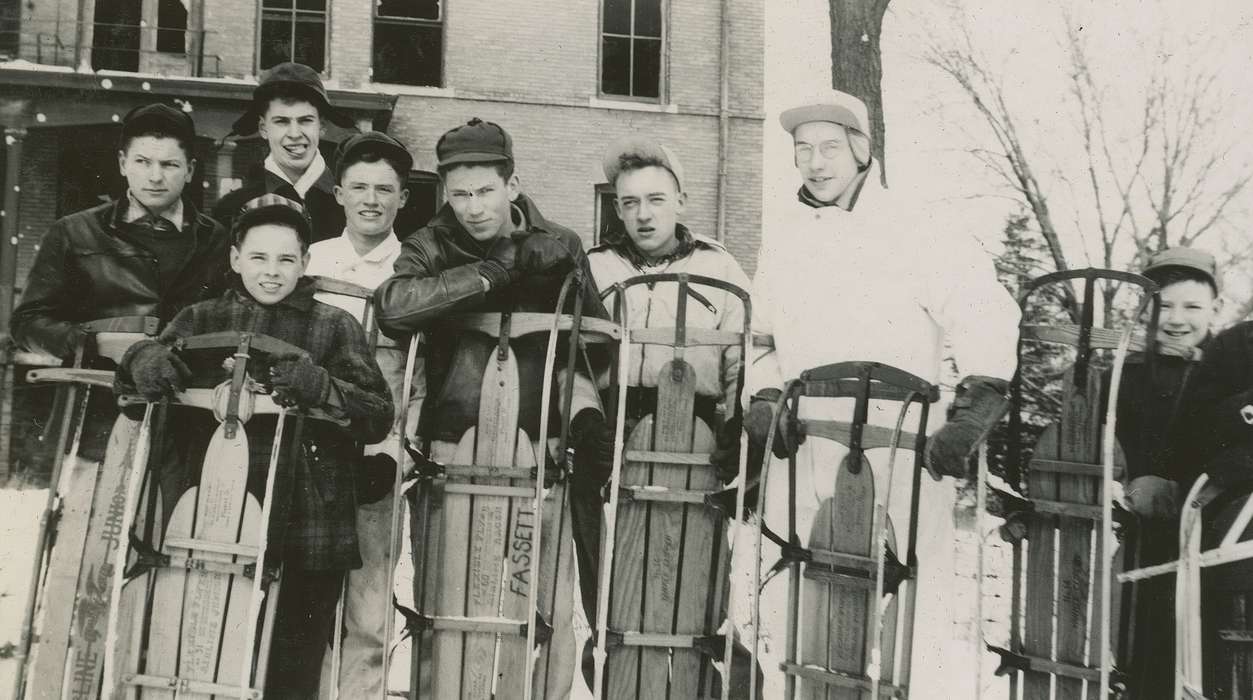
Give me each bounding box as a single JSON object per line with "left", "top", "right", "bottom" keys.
{"left": 0, "top": 0, "right": 763, "bottom": 476}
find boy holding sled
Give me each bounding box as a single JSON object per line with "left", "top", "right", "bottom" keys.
{"left": 117, "top": 194, "right": 393, "bottom": 697}
{"left": 1111, "top": 247, "right": 1219, "bottom": 700}
{"left": 375, "top": 118, "right": 613, "bottom": 698}
{"left": 307, "top": 130, "right": 425, "bottom": 698}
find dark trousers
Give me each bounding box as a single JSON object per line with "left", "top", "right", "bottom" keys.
{"left": 266, "top": 570, "right": 344, "bottom": 698}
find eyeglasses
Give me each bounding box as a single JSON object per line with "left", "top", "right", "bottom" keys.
{"left": 794, "top": 141, "right": 848, "bottom": 159}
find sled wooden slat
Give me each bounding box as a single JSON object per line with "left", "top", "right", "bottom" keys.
{"left": 163, "top": 536, "right": 260, "bottom": 558}
{"left": 628, "top": 327, "right": 744, "bottom": 348}
{"left": 802, "top": 458, "right": 874, "bottom": 700}
{"left": 1023, "top": 424, "right": 1060, "bottom": 700}
{"left": 799, "top": 420, "right": 919, "bottom": 452}
{"left": 779, "top": 662, "right": 905, "bottom": 697}
{"left": 606, "top": 418, "right": 654, "bottom": 698}
{"left": 1030, "top": 457, "right": 1125, "bottom": 480}
{"left": 496, "top": 435, "right": 538, "bottom": 696}
{"left": 670, "top": 406, "right": 719, "bottom": 697}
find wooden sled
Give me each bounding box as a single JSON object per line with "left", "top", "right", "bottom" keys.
{"left": 982, "top": 269, "right": 1157, "bottom": 700}
{"left": 591, "top": 272, "right": 752, "bottom": 700}
{"left": 406, "top": 272, "right": 620, "bottom": 700}
{"left": 100, "top": 332, "right": 341, "bottom": 698}
{"left": 752, "top": 362, "right": 939, "bottom": 700}
{"left": 14, "top": 315, "right": 158, "bottom": 700}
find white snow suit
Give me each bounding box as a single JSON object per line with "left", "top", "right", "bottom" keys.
{"left": 735, "top": 166, "right": 1019, "bottom": 698}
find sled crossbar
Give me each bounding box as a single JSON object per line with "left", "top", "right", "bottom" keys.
{"left": 435, "top": 482, "right": 534, "bottom": 498}
{"left": 81, "top": 316, "right": 161, "bottom": 335}
{"left": 163, "top": 536, "right": 259, "bottom": 559}
{"left": 1182, "top": 686, "right": 1209, "bottom": 700}
{"left": 800, "top": 419, "right": 918, "bottom": 451}
{"left": 987, "top": 646, "right": 1105, "bottom": 682}
{"left": 778, "top": 662, "right": 907, "bottom": 697}
{"left": 25, "top": 367, "right": 116, "bottom": 387}
{"left": 124, "top": 673, "right": 262, "bottom": 698}
{"left": 603, "top": 631, "right": 724, "bottom": 653}
{"left": 426, "top": 462, "right": 536, "bottom": 481}
{"left": 1030, "top": 457, "right": 1125, "bottom": 480}
{"left": 1219, "top": 630, "right": 1253, "bottom": 643}
{"left": 1027, "top": 498, "right": 1105, "bottom": 520}
{"left": 439, "top": 312, "right": 621, "bottom": 342}
{"left": 404, "top": 610, "right": 553, "bottom": 644}
{"left": 628, "top": 327, "right": 744, "bottom": 347}
{"left": 617, "top": 484, "right": 719, "bottom": 506}
{"left": 623, "top": 449, "right": 713, "bottom": 465}
{"left": 1021, "top": 323, "right": 1193, "bottom": 359}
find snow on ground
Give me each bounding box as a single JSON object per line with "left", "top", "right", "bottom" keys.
{"left": 0, "top": 486, "right": 48, "bottom": 697}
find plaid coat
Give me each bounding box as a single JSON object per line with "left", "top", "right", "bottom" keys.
{"left": 118, "top": 277, "right": 393, "bottom": 570}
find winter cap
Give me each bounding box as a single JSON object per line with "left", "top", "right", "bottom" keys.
{"left": 121, "top": 103, "right": 196, "bottom": 145}
{"left": 230, "top": 62, "right": 353, "bottom": 136}
{"left": 1143, "top": 247, "right": 1218, "bottom": 287}
{"left": 779, "top": 89, "right": 871, "bottom": 139}
{"left": 232, "top": 193, "right": 313, "bottom": 249}
{"left": 436, "top": 118, "right": 513, "bottom": 168}
{"left": 335, "top": 131, "right": 413, "bottom": 181}
{"left": 602, "top": 137, "right": 685, "bottom": 193}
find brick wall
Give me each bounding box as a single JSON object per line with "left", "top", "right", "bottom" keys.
{"left": 202, "top": 0, "right": 257, "bottom": 78}
{"left": 327, "top": 0, "right": 371, "bottom": 87}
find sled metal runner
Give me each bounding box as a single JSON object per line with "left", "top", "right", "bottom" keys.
{"left": 100, "top": 331, "right": 343, "bottom": 699}
{"left": 979, "top": 268, "right": 1159, "bottom": 700}
{"left": 12, "top": 315, "right": 159, "bottom": 700}
{"left": 590, "top": 272, "right": 752, "bottom": 700}
{"left": 751, "top": 360, "right": 939, "bottom": 700}
{"left": 405, "top": 271, "right": 620, "bottom": 699}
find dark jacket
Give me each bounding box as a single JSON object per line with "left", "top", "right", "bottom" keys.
{"left": 1105, "top": 342, "right": 1207, "bottom": 484}
{"left": 1175, "top": 322, "right": 1253, "bottom": 486}
{"left": 11, "top": 198, "right": 230, "bottom": 361}
{"left": 118, "top": 278, "right": 393, "bottom": 570}
{"left": 376, "top": 194, "right": 607, "bottom": 442}
{"left": 212, "top": 160, "right": 344, "bottom": 245}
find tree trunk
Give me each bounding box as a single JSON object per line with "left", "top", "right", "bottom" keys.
{"left": 829, "top": 0, "right": 891, "bottom": 185}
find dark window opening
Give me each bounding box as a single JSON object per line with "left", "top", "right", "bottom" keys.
{"left": 157, "top": 0, "right": 189, "bottom": 53}
{"left": 595, "top": 184, "right": 622, "bottom": 245}
{"left": 261, "top": 0, "right": 327, "bottom": 72}
{"left": 93, "top": 0, "right": 142, "bottom": 72}
{"left": 373, "top": 0, "right": 442, "bottom": 86}
{"left": 0, "top": 0, "right": 19, "bottom": 58}
{"left": 395, "top": 171, "right": 441, "bottom": 238}
{"left": 601, "top": 0, "right": 663, "bottom": 100}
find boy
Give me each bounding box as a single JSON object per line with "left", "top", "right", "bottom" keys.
{"left": 117, "top": 194, "right": 393, "bottom": 696}
{"left": 214, "top": 62, "right": 353, "bottom": 244}
{"left": 307, "top": 131, "right": 425, "bottom": 698}
{"left": 1111, "top": 247, "right": 1220, "bottom": 700}
{"left": 584, "top": 136, "right": 750, "bottom": 622}
{"left": 375, "top": 118, "right": 611, "bottom": 697}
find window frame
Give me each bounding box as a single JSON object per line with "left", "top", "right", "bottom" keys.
{"left": 370, "top": 0, "right": 445, "bottom": 88}
{"left": 256, "top": 0, "right": 330, "bottom": 74}
{"left": 594, "top": 183, "right": 622, "bottom": 246}
{"left": 598, "top": 0, "right": 668, "bottom": 103}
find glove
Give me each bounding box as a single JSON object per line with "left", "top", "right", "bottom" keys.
{"left": 126, "top": 341, "right": 191, "bottom": 400}
{"left": 269, "top": 352, "right": 331, "bottom": 408}
{"left": 925, "top": 375, "right": 1009, "bottom": 480}
{"left": 743, "top": 388, "right": 803, "bottom": 463}
{"left": 1123, "top": 475, "right": 1180, "bottom": 521}
{"left": 356, "top": 453, "right": 397, "bottom": 505}
{"left": 570, "top": 408, "right": 615, "bottom": 489}
{"left": 514, "top": 232, "right": 575, "bottom": 277}
{"left": 709, "top": 415, "right": 744, "bottom": 482}
{"left": 478, "top": 235, "right": 521, "bottom": 290}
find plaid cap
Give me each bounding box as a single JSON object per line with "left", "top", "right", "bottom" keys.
{"left": 233, "top": 194, "right": 313, "bottom": 247}
{"left": 602, "top": 137, "right": 685, "bottom": 193}
{"left": 436, "top": 118, "right": 513, "bottom": 167}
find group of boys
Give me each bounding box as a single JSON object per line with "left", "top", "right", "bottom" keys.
{"left": 10, "top": 55, "right": 1250, "bottom": 699}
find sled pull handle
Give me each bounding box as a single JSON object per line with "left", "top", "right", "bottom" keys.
{"left": 225, "top": 333, "right": 252, "bottom": 438}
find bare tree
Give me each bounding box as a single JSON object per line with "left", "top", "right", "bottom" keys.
{"left": 830, "top": 0, "right": 891, "bottom": 183}
{"left": 921, "top": 3, "right": 1253, "bottom": 318}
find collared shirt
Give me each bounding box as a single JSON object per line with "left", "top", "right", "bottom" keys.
{"left": 264, "top": 150, "right": 328, "bottom": 199}
{"left": 125, "top": 190, "right": 185, "bottom": 231}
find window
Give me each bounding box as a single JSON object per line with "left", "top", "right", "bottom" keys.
{"left": 0, "top": 0, "right": 19, "bottom": 58}
{"left": 260, "top": 0, "right": 327, "bottom": 72}
{"left": 373, "top": 0, "right": 442, "bottom": 86}
{"left": 395, "top": 171, "right": 442, "bottom": 238}
{"left": 594, "top": 184, "right": 622, "bottom": 245}
{"left": 600, "top": 0, "right": 663, "bottom": 100}
{"left": 156, "top": 0, "right": 189, "bottom": 54}
{"left": 93, "top": 0, "right": 142, "bottom": 72}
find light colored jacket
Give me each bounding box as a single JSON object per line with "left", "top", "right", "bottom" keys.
{"left": 589, "top": 231, "right": 752, "bottom": 412}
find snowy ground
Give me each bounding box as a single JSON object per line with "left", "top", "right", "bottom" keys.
{"left": 0, "top": 482, "right": 1018, "bottom": 700}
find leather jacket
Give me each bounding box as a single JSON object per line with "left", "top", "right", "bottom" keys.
{"left": 376, "top": 194, "right": 608, "bottom": 442}
{"left": 11, "top": 197, "right": 230, "bottom": 362}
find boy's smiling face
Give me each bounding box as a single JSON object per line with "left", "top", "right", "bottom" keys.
{"left": 1157, "top": 279, "right": 1219, "bottom": 349}
{"left": 230, "top": 223, "right": 309, "bottom": 305}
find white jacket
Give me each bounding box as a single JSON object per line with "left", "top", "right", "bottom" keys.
{"left": 589, "top": 231, "right": 752, "bottom": 412}
{"left": 751, "top": 170, "right": 1020, "bottom": 399}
